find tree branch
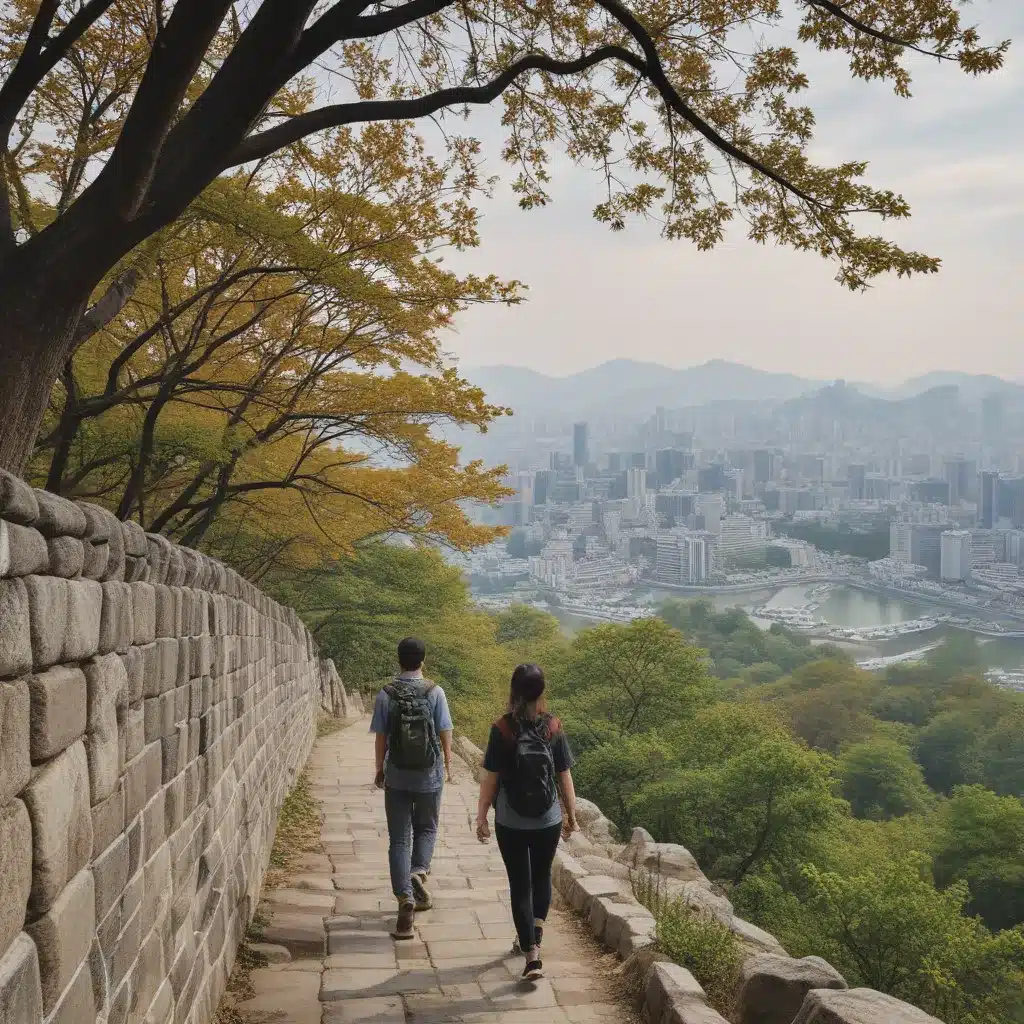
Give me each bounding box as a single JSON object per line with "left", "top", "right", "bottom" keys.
{"left": 0, "top": 0, "right": 118, "bottom": 130}
{"left": 287, "top": 0, "right": 454, "bottom": 77}
{"left": 96, "top": 0, "right": 234, "bottom": 220}
{"left": 73, "top": 268, "right": 140, "bottom": 346}
{"left": 225, "top": 37, "right": 821, "bottom": 208}
{"left": 803, "top": 0, "right": 959, "bottom": 60}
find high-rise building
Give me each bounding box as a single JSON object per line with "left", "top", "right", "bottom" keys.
{"left": 607, "top": 452, "right": 624, "bottom": 473}
{"left": 847, "top": 463, "right": 866, "bottom": 501}
{"left": 944, "top": 458, "right": 971, "bottom": 505}
{"left": 909, "top": 524, "right": 945, "bottom": 577}
{"left": 890, "top": 521, "right": 913, "bottom": 564}
{"left": 625, "top": 466, "right": 646, "bottom": 499}
{"left": 533, "top": 469, "right": 555, "bottom": 506}
{"left": 940, "top": 530, "right": 971, "bottom": 582}
{"left": 969, "top": 528, "right": 1003, "bottom": 567}
{"left": 655, "top": 530, "right": 712, "bottom": 584}
{"left": 717, "top": 514, "right": 767, "bottom": 567}
{"left": 655, "top": 448, "right": 690, "bottom": 488}
{"left": 978, "top": 471, "right": 999, "bottom": 528}
{"left": 912, "top": 479, "right": 950, "bottom": 505}
{"left": 982, "top": 393, "right": 1004, "bottom": 440}
{"left": 698, "top": 464, "right": 727, "bottom": 493}
{"left": 694, "top": 493, "right": 723, "bottom": 535}
{"left": 655, "top": 492, "right": 695, "bottom": 525}
{"left": 753, "top": 450, "right": 774, "bottom": 484}
{"left": 572, "top": 422, "right": 588, "bottom": 467}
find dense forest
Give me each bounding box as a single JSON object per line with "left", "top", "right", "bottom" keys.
{"left": 292, "top": 545, "right": 1024, "bottom": 1024}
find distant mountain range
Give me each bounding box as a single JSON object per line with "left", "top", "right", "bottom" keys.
{"left": 462, "top": 359, "right": 1020, "bottom": 417}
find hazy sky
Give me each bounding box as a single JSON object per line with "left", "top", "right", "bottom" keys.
{"left": 442, "top": 1, "right": 1023, "bottom": 384}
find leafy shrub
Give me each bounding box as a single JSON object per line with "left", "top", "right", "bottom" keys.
{"left": 633, "top": 868, "right": 743, "bottom": 1018}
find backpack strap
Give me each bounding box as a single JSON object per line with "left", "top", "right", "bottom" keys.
{"left": 495, "top": 715, "right": 517, "bottom": 747}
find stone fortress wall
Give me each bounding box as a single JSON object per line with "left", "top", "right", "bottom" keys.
{"left": 453, "top": 734, "right": 945, "bottom": 1024}
{"left": 0, "top": 473, "right": 357, "bottom": 1024}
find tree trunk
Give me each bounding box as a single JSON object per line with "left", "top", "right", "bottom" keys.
{"left": 0, "top": 284, "right": 87, "bottom": 477}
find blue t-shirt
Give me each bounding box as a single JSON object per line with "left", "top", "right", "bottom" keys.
{"left": 369, "top": 675, "right": 453, "bottom": 792}
{"left": 483, "top": 716, "right": 574, "bottom": 830}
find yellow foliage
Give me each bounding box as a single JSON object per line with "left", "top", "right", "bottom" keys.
{"left": 31, "top": 125, "right": 521, "bottom": 571}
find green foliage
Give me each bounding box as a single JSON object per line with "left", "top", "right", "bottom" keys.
{"left": 839, "top": 737, "right": 933, "bottom": 820}
{"left": 658, "top": 598, "right": 847, "bottom": 680}
{"left": 573, "top": 732, "right": 673, "bottom": 835}
{"left": 560, "top": 617, "right": 710, "bottom": 746}
{"left": 631, "top": 731, "right": 843, "bottom": 884}
{"left": 799, "top": 855, "right": 1024, "bottom": 1024}
{"left": 933, "top": 786, "right": 1024, "bottom": 932}
{"left": 773, "top": 520, "right": 891, "bottom": 560}
{"left": 633, "top": 871, "right": 743, "bottom": 1018}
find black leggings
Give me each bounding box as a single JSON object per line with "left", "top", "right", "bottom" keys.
{"left": 495, "top": 822, "right": 562, "bottom": 955}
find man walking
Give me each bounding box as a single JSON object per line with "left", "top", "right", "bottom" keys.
{"left": 370, "top": 637, "right": 454, "bottom": 939}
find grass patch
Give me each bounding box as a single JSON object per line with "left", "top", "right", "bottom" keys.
{"left": 633, "top": 869, "right": 743, "bottom": 1020}
{"left": 268, "top": 771, "right": 322, "bottom": 874}
{"left": 317, "top": 713, "right": 346, "bottom": 739}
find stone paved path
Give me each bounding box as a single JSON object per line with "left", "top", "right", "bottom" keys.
{"left": 232, "top": 718, "right": 634, "bottom": 1023}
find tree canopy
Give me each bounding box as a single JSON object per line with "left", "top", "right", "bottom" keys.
{"left": 0, "top": 0, "right": 1009, "bottom": 473}
{"left": 26, "top": 124, "right": 517, "bottom": 569}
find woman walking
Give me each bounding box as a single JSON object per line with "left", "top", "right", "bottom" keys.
{"left": 475, "top": 663, "right": 579, "bottom": 981}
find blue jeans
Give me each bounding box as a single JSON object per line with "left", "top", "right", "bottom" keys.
{"left": 384, "top": 787, "right": 442, "bottom": 901}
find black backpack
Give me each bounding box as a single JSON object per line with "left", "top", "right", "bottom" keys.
{"left": 496, "top": 714, "right": 560, "bottom": 818}
{"left": 384, "top": 680, "right": 439, "bottom": 772}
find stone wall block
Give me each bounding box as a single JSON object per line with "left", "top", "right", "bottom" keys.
{"left": 144, "top": 693, "right": 176, "bottom": 744}
{"left": 91, "top": 784, "right": 125, "bottom": 858}
{"left": 738, "top": 955, "right": 847, "bottom": 1024}
{"left": 47, "top": 536, "right": 85, "bottom": 579}
{"left": 47, "top": 957, "right": 94, "bottom": 1024}
{"left": 0, "top": 931, "right": 43, "bottom": 1024}
{"left": 64, "top": 579, "right": 103, "bottom": 662}
{"left": 793, "top": 988, "right": 943, "bottom": 1024}
{"left": 81, "top": 540, "right": 110, "bottom": 582}
{"left": 1, "top": 522, "right": 48, "bottom": 577}
{"left": 0, "top": 800, "right": 32, "bottom": 955}
{"left": 0, "top": 469, "right": 40, "bottom": 525}
{"left": 84, "top": 654, "right": 127, "bottom": 805}
{"left": 132, "top": 583, "right": 157, "bottom": 645}
{"left": 0, "top": 578, "right": 32, "bottom": 678}
{"left": 0, "top": 680, "right": 30, "bottom": 802}
{"left": 32, "top": 491, "right": 86, "bottom": 539}
{"left": 145, "top": 535, "right": 171, "bottom": 586}
{"left": 77, "top": 504, "right": 111, "bottom": 545}
{"left": 121, "top": 521, "right": 147, "bottom": 559}
{"left": 0, "top": 520, "right": 8, "bottom": 577}
{"left": 165, "top": 548, "right": 186, "bottom": 588}
{"left": 125, "top": 555, "right": 149, "bottom": 583}
{"left": 121, "top": 647, "right": 144, "bottom": 705}
{"left": 26, "top": 867, "right": 95, "bottom": 1015}
{"left": 154, "top": 587, "right": 182, "bottom": 639}
{"left": 100, "top": 582, "right": 134, "bottom": 654}
{"left": 124, "top": 703, "right": 144, "bottom": 764}
{"left": 93, "top": 835, "right": 129, "bottom": 924}
{"left": 24, "top": 740, "right": 94, "bottom": 916}
{"left": 101, "top": 510, "right": 126, "bottom": 583}
{"left": 27, "top": 665, "right": 86, "bottom": 763}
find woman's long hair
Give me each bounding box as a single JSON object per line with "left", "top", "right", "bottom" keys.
{"left": 507, "top": 662, "right": 547, "bottom": 723}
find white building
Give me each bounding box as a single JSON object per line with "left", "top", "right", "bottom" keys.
{"left": 626, "top": 466, "right": 647, "bottom": 499}
{"left": 694, "top": 493, "right": 724, "bottom": 534}
{"left": 656, "top": 530, "right": 713, "bottom": 584}
{"left": 769, "top": 538, "right": 817, "bottom": 569}
{"left": 889, "top": 521, "right": 913, "bottom": 564}
{"left": 940, "top": 530, "right": 971, "bottom": 583}
{"left": 717, "top": 514, "right": 767, "bottom": 567}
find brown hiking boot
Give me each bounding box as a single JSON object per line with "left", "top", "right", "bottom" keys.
{"left": 391, "top": 900, "right": 416, "bottom": 940}
{"left": 411, "top": 872, "right": 432, "bottom": 911}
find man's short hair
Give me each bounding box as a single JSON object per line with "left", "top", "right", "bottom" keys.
{"left": 397, "top": 636, "right": 426, "bottom": 671}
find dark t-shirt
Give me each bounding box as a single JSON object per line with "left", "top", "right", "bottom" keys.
{"left": 483, "top": 716, "right": 574, "bottom": 830}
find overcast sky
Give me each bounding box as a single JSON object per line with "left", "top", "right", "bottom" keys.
{"left": 441, "top": 1, "right": 1022, "bottom": 384}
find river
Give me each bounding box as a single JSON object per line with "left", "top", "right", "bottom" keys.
{"left": 552, "top": 583, "right": 1024, "bottom": 673}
